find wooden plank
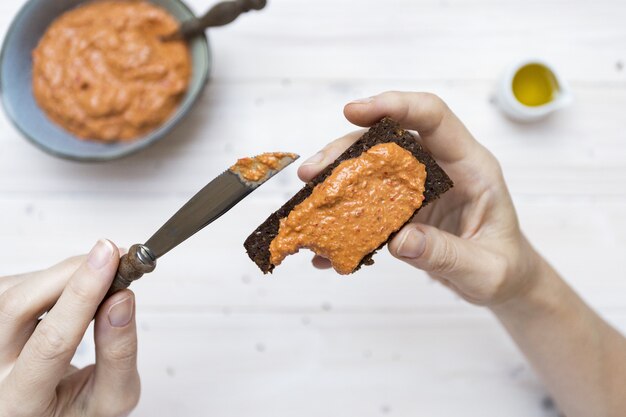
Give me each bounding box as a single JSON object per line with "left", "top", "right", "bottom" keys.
{"left": 2, "top": 196, "right": 626, "bottom": 313}
{"left": 0, "top": 80, "right": 625, "bottom": 196}
{"left": 207, "top": 0, "right": 626, "bottom": 83}
{"left": 72, "top": 311, "right": 605, "bottom": 417}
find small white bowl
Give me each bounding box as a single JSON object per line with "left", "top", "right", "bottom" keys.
{"left": 495, "top": 58, "right": 573, "bottom": 122}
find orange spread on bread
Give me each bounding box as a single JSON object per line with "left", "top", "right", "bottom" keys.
{"left": 269, "top": 143, "right": 427, "bottom": 274}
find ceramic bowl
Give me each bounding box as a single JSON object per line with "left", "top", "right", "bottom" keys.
{"left": 0, "top": 0, "right": 210, "bottom": 161}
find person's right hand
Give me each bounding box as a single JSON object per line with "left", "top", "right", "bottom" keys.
{"left": 0, "top": 240, "right": 140, "bottom": 417}
{"left": 299, "top": 91, "right": 543, "bottom": 306}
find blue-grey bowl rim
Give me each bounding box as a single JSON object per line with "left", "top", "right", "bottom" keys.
{"left": 0, "top": 0, "right": 211, "bottom": 162}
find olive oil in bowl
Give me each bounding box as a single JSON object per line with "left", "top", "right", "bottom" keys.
{"left": 496, "top": 59, "right": 572, "bottom": 122}
{"left": 512, "top": 63, "right": 560, "bottom": 107}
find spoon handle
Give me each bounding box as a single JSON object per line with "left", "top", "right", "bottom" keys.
{"left": 169, "top": 0, "right": 267, "bottom": 40}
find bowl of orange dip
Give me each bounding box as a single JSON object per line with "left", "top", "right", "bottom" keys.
{"left": 0, "top": 0, "right": 210, "bottom": 161}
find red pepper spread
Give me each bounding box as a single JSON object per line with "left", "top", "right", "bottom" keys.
{"left": 230, "top": 152, "right": 299, "bottom": 182}
{"left": 269, "top": 143, "right": 427, "bottom": 274}
{"left": 32, "top": 1, "right": 191, "bottom": 141}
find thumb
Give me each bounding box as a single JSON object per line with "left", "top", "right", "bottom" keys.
{"left": 91, "top": 290, "right": 141, "bottom": 416}
{"left": 388, "top": 224, "right": 506, "bottom": 302}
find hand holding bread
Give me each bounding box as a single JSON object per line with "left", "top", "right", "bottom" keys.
{"left": 299, "top": 91, "right": 543, "bottom": 306}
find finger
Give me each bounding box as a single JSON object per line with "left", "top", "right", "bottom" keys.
{"left": 64, "top": 364, "right": 79, "bottom": 377}
{"left": 8, "top": 240, "right": 119, "bottom": 408}
{"left": 297, "top": 130, "right": 364, "bottom": 182}
{"left": 344, "top": 91, "right": 482, "bottom": 164}
{"left": 0, "top": 275, "right": 23, "bottom": 295}
{"left": 0, "top": 256, "right": 83, "bottom": 295}
{"left": 311, "top": 255, "right": 332, "bottom": 269}
{"left": 388, "top": 223, "right": 506, "bottom": 304}
{"left": 0, "top": 256, "right": 85, "bottom": 362}
{"left": 90, "top": 289, "right": 140, "bottom": 417}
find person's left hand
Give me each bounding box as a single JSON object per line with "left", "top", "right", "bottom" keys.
{"left": 0, "top": 240, "right": 140, "bottom": 417}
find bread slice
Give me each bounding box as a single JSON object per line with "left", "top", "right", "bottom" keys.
{"left": 244, "top": 117, "right": 453, "bottom": 273}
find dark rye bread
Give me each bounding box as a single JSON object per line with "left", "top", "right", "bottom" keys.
{"left": 244, "top": 117, "right": 453, "bottom": 274}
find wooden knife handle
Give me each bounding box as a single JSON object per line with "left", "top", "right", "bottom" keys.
{"left": 106, "top": 244, "right": 156, "bottom": 298}
{"left": 181, "top": 0, "right": 267, "bottom": 37}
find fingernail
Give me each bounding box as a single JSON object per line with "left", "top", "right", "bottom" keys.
{"left": 348, "top": 96, "right": 374, "bottom": 105}
{"left": 88, "top": 239, "right": 114, "bottom": 270}
{"left": 397, "top": 228, "right": 426, "bottom": 258}
{"left": 301, "top": 151, "right": 325, "bottom": 166}
{"left": 108, "top": 295, "right": 134, "bottom": 328}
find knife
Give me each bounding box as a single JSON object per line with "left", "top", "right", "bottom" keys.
{"left": 106, "top": 152, "right": 299, "bottom": 297}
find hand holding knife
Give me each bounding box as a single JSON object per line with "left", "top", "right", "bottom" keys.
{"left": 106, "top": 152, "right": 298, "bottom": 298}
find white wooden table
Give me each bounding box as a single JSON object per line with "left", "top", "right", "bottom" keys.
{"left": 2, "top": 0, "right": 626, "bottom": 415}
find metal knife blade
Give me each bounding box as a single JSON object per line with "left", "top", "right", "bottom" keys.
{"left": 106, "top": 153, "right": 299, "bottom": 297}
{"left": 145, "top": 170, "right": 251, "bottom": 258}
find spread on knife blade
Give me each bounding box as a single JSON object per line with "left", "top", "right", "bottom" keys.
{"left": 230, "top": 152, "right": 299, "bottom": 182}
